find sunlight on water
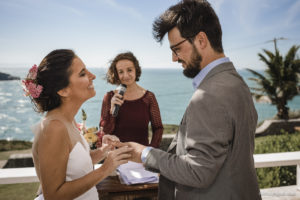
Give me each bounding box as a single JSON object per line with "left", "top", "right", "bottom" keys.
{"left": 0, "top": 114, "right": 19, "bottom": 122}
{"left": 0, "top": 98, "right": 11, "bottom": 105}
{"left": 0, "top": 92, "right": 12, "bottom": 96}
{"left": 0, "top": 67, "right": 299, "bottom": 141}
{"left": 14, "top": 127, "right": 23, "bottom": 134}
{"left": 0, "top": 126, "right": 8, "bottom": 131}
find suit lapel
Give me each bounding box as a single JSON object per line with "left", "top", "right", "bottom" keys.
{"left": 198, "top": 62, "right": 235, "bottom": 89}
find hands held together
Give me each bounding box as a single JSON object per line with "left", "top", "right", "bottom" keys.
{"left": 100, "top": 135, "right": 147, "bottom": 173}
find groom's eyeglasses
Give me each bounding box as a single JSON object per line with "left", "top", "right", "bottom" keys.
{"left": 170, "top": 39, "right": 188, "bottom": 57}
{"left": 170, "top": 37, "right": 195, "bottom": 57}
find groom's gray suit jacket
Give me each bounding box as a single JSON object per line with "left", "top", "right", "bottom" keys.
{"left": 145, "top": 62, "right": 262, "bottom": 200}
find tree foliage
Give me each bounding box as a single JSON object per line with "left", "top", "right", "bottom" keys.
{"left": 247, "top": 44, "right": 300, "bottom": 119}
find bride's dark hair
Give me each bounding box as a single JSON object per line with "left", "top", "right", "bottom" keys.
{"left": 31, "top": 49, "right": 76, "bottom": 113}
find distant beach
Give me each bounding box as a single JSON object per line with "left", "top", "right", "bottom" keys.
{"left": 0, "top": 67, "right": 299, "bottom": 141}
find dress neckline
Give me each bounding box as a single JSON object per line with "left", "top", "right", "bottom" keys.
{"left": 124, "top": 90, "right": 148, "bottom": 102}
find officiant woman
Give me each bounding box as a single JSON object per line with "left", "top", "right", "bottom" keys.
{"left": 99, "top": 51, "right": 163, "bottom": 148}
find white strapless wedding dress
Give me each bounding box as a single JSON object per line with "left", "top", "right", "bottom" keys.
{"left": 33, "top": 117, "right": 98, "bottom": 200}
{"left": 65, "top": 137, "right": 98, "bottom": 200}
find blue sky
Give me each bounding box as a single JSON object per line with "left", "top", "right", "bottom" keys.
{"left": 0, "top": 0, "right": 299, "bottom": 70}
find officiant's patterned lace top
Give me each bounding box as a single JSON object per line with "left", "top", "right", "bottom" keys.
{"left": 100, "top": 90, "right": 163, "bottom": 148}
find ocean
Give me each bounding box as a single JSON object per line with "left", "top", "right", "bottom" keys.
{"left": 0, "top": 67, "right": 299, "bottom": 141}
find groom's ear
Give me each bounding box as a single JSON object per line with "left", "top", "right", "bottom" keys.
{"left": 195, "top": 31, "right": 208, "bottom": 49}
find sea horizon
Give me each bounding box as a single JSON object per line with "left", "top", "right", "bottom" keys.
{"left": 1, "top": 67, "right": 299, "bottom": 142}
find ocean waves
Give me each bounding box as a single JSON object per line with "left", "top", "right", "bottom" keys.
{"left": 0, "top": 68, "right": 299, "bottom": 141}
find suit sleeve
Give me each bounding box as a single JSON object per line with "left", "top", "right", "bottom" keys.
{"left": 99, "top": 92, "right": 116, "bottom": 134}
{"left": 144, "top": 90, "right": 233, "bottom": 189}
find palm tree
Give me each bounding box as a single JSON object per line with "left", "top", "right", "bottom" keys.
{"left": 247, "top": 42, "right": 300, "bottom": 120}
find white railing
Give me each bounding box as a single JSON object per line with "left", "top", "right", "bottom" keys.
{"left": 0, "top": 164, "right": 102, "bottom": 184}
{"left": 0, "top": 167, "right": 38, "bottom": 184}
{"left": 1, "top": 152, "right": 300, "bottom": 189}
{"left": 254, "top": 151, "right": 300, "bottom": 190}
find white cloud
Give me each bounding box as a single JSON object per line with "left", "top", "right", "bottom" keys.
{"left": 44, "top": 0, "right": 85, "bottom": 17}
{"left": 0, "top": 1, "right": 25, "bottom": 9}
{"left": 99, "top": 0, "right": 143, "bottom": 21}
{"left": 227, "top": 0, "right": 300, "bottom": 38}
{"left": 0, "top": 0, "right": 85, "bottom": 17}
{"left": 235, "top": 0, "right": 270, "bottom": 35}
{"left": 285, "top": 0, "right": 300, "bottom": 26}
{"left": 209, "top": 0, "right": 225, "bottom": 14}
{"left": 60, "top": 5, "right": 84, "bottom": 17}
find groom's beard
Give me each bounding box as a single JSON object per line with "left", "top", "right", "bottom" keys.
{"left": 182, "top": 45, "right": 202, "bottom": 78}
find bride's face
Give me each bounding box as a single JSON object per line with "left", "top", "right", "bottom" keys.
{"left": 66, "top": 57, "right": 96, "bottom": 102}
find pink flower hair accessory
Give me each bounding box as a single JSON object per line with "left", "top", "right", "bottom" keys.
{"left": 22, "top": 65, "right": 43, "bottom": 98}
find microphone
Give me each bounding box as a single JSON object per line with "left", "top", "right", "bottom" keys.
{"left": 112, "top": 84, "right": 127, "bottom": 117}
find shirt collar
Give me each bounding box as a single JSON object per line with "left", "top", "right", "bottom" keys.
{"left": 192, "top": 57, "right": 230, "bottom": 90}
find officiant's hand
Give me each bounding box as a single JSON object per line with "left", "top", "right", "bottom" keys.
{"left": 117, "top": 142, "right": 146, "bottom": 163}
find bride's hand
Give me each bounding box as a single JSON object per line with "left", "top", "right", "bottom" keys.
{"left": 98, "top": 141, "right": 127, "bottom": 160}
{"left": 102, "top": 135, "right": 120, "bottom": 146}
{"left": 101, "top": 146, "right": 132, "bottom": 174}
{"left": 99, "top": 143, "right": 112, "bottom": 155}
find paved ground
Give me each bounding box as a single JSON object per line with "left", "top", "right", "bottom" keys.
{"left": 0, "top": 149, "right": 32, "bottom": 169}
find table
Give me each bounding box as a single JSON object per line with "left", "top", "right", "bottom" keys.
{"left": 96, "top": 176, "right": 158, "bottom": 200}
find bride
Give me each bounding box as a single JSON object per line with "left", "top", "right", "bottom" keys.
{"left": 23, "top": 49, "right": 132, "bottom": 200}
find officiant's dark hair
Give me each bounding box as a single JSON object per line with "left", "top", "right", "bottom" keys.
{"left": 33, "top": 49, "right": 75, "bottom": 113}
{"left": 106, "top": 51, "right": 142, "bottom": 85}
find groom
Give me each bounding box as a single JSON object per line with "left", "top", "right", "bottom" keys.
{"left": 123, "top": 0, "right": 261, "bottom": 199}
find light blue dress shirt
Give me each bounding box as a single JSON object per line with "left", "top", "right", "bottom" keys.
{"left": 141, "top": 146, "right": 152, "bottom": 163}
{"left": 192, "top": 57, "right": 230, "bottom": 90}
{"left": 140, "top": 57, "right": 231, "bottom": 163}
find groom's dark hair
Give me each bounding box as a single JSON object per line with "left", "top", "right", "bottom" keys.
{"left": 152, "top": 0, "right": 223, "bottom": 53}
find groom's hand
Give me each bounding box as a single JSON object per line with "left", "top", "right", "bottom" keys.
{"left": 114, "top": 142, "right": 146, "bottom": 163}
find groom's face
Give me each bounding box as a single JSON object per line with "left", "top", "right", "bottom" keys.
{"left": 168, "top": 27, "right": 201, "bottom": 78}
{"left": 183, "top": 44, "right": 202, "bottom": 78}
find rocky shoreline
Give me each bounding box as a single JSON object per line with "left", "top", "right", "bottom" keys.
{"left": 0, "top": 71, "right": 20, "bottom": 81}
